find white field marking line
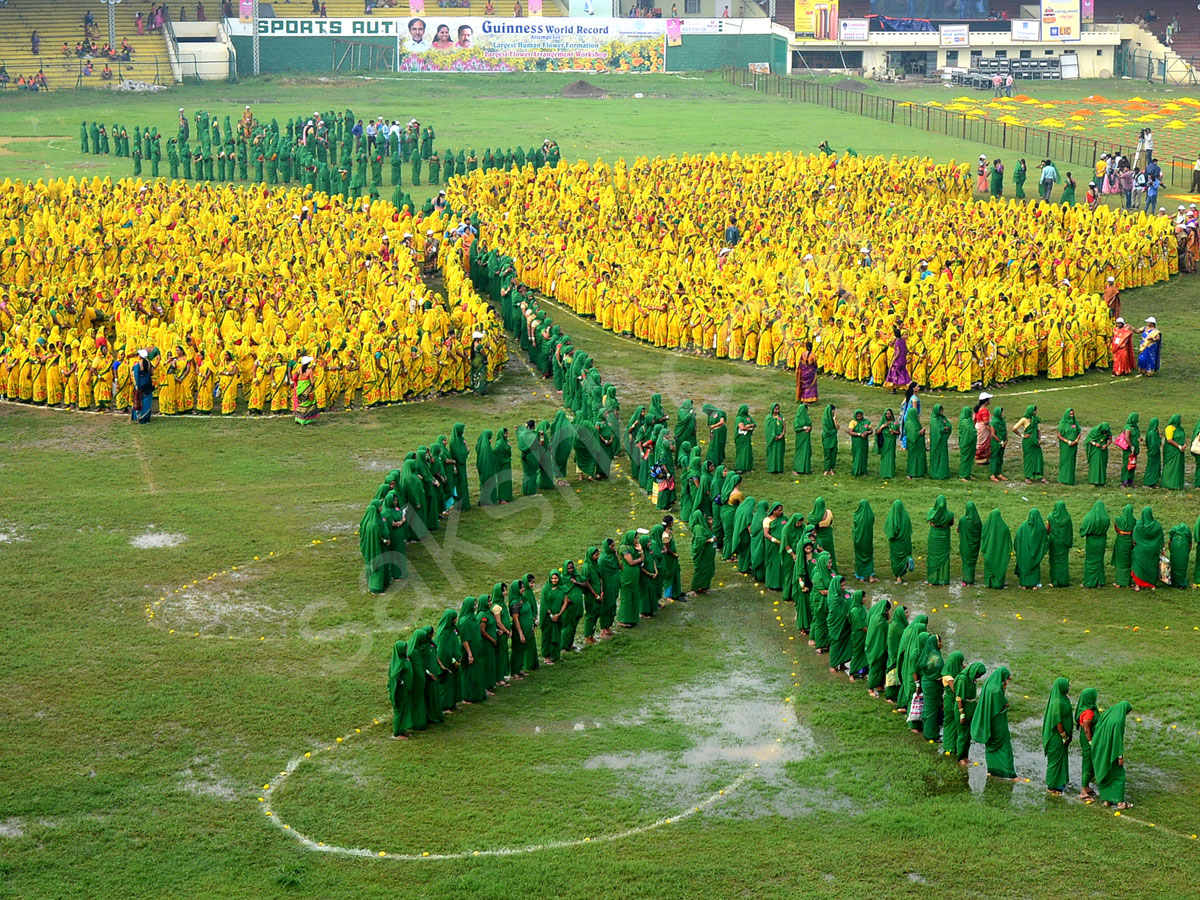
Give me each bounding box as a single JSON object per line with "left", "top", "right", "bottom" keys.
{"left": 260, "top": 715, "right": 756, "bottom": 861}
{"left": 1002, "top": 379, "right": 1121, "bottom": 396}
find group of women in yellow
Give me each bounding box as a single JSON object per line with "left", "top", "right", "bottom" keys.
{"left": 684, "top": 392, "right": 1200, "bottom": 491}
{"left": 447, "top": 151, "right": 1177, "bottom": 391}
{"left": 0, "top": 178, "right": 506, "bottom": 418}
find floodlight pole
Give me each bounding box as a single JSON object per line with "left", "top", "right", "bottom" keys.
{"left": 252, "top": 0, "right": 261, "bottom": 76}
{"left": 103, "top": 0, "right": 121, "bottom": 49}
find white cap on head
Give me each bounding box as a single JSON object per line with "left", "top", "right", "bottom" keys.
{"left": 1159, "top": 207, "right": 1166, "bottom": 213}
{"left": 138, "top": 348, "right": 149, "bottom": 358}
{"left": 979, "top": 154, "right": 987, "bottom": 159}
{"left": 1146, "top": 316, "right": 1157, "bottom": 325}
{"left": 301, "top": 355, "right": 313, "bottom": 365}
{"left": 472, "top": 331, "right": 485, "bottom": 339}
{"left": 979, "top": 391, "right": 993, "bottom": 401}
{"left": 1116, "top": 317, "right": 1125, "bottom": 325}
{"left": 1107, "top": 276, "right": 1115, "bottom": 282}
{"left": 860, "top": 246, "right": 869, "bottom": 252}
{"left": 802, "top": 253, "right": 814, "bottom": 261}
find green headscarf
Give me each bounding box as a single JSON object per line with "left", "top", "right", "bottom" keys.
{"left": 980, "top": 509, "right": 1012, "bottom": 583}
{"left": 884, "top": 499, "right": 912, "bottom": 542}
{"left": 808, "top": 496, "right": 828, "bottom": 527}
{"left": 1122, "top": 412, "right": 1140, "bottom": 446}
{"left": 794, "top": 403, "right": 812, "bottom": 430}
{"left": 1048, "top": 500, "right": 1073, "bottom": 549}
{"left": 1014, "top": 508, "right": 1048, "bottom": 578}
{"left": 926, "top": 494, "right": 953, "bottom": 528}
{"left": 1041, "top": 676, "right": 1072, "bottom": 752}
{"left": 387, "top": 639, "right": 409, "bottom": 705}
{"left": 1074, "top": 687, "right": 1098, "bottom": 726}
{"left": 1079, "top": 500, "right": 1110, "bottom": 536}
{"left": 943, "top": 650, "right": 965, "bottom": 681}
{"left": 1057, "top": 408, "right": 1080, "bottom": 440}
{"left": 821, "top": 404, "right": 837, "bottom": 450}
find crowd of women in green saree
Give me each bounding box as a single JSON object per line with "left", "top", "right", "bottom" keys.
{"left": 698, "top": 485, "right": 1135, "bottom": 803}
{"left": 696, "top": 399, "right": 1200, "bottom": 490}
{"left": 387, "top": 517, "right": 681, "bottom": 740}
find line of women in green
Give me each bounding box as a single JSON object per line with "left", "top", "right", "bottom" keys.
{"left": 702, "top": 492, "right": 1135, "bottom": 802}
{"left": 387, "top": 514, "right": 685, "bottom": 740}
{"left": 710, "top": 401, "right": 1200, "bottom": 490}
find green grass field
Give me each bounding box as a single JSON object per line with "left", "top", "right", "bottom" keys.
{"left": 2, "top": 72, "right": 1200, "bottom": 899}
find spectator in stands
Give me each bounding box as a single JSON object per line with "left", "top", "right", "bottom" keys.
{"left": 102, "top": 63, "right": 113, "bottom": 80}
{"left": 179, "top": 5, "right": 187, "bottom": 21}
{"left": 1144, "top": 7, "right": 1158, "bottom": 22}
{"left": 136, "top": 12, "right": 145, "bottom": 34}
{"left": 197, "top": 2, "right": 206, "bottom": 20}
{"left": 319, "top": 1, "right": 327, "bottom": 14}
{"left": 0, "top": 67, "right": 8, "bottom": 86}
{"left": 31, "top": 31, "right": 41, "bottom": 55}
{"left": 37, "top": 72, "right": 48, "bottom": 90}
{"left": 484, "top": 0, "right": 494, "bottom": 11}
{"left": 85, "top": 10, "right": 97, "bottom": 27}
{"left": 513, "top": 0, "right": 523, "bottom": 16}
{"left": 312, "top": 0, "right": 320, "bottom": 11}
{"left": 84, "top": 60, "right": 94, "bottom": 76}
{"left": 722, "top": 4, "right": 729, "bottom": 15}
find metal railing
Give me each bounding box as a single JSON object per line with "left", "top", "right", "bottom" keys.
{"left": 1116, "top": 46, "right": 1200, "bottom": 85}
{"left": 722, "top": 65, "right": 1123, "bottom": 169}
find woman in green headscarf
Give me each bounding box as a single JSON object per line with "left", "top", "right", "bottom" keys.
{"left": 449, "top": 422, "right": 470, "bottom": 510}
{"left": 560, "top": 560, "right": 585, "bottom": 652}
{"left": 763, "top": 503, "right": 786, "bottom": 591}
{"left": 653, "top": 429, "right": 676, "bottom": 510}
{"left": 597, "top": 539, "right": 621, "bottom": 636}
{"left": 1130, "top": 506, "right": 1163, "bottom": 590}
{"left": 988, "top": 405, "right": 1007, "bottom": 482}
{"left": 903, "top": 404, "right": 927, "bottom": 479}
{"left": 493, "top": 428, "right": 514, "bottom": 503}
{"left": 690, "top": 510, "right": 717, "bottom": 593}
{"left": 1042, "top": 500, "right": 1072, "bottom": 588}
{"left": 980, "top": 508, "right": 1012, "bottom": 589}
{"left": 780, "top": 512, "right": 804, "bottom": 603}
{"left": 1086, "top": 422, "right": 1112, "bottom": 486}
{"left": 864, "top": 597, "right": 891, "bottom": 696}
{"left": 702, "top": 404, "right": 727, "bottom": 466}
{"left": 407, "top": 626, "right": 435, "bottom": 728}
{"left": 896, "top": 617, "right": 928, "bottom": 714}
{"left": 809, "top": 550, "right": 833, "bottom": 652}
{"left": 877, "top": 408, "right": 901, "bottom": 480}
{"left": 957, "top": 406, "right": 976, "bottom": 480}
{"left": 638, "top": 533, "right": 660, "bottom": 617}
{"left": 764, "top": 403, "right": 786, "bottom": 474}
{"left": 1168, "top": 522, "right": 1192, "bottom": 588}
{"left": 848, "top": 409, "right": 872, "bottom": 477}
{"left": 1092, "top": 700, "right": 1133, "bottom": 807}
{"left": 1143, "top": 417, "right": 1161, "bottom": 488}
{"left": 919, "top": 633, "right": 945, "bottom": 741}
{"left": 679, "top": 452, "right": 700, "bottom": 522}
{"left": 847, "top": 589, "right": 868, "bottom": 679}
{"left": 538, "top": 569, "right": 567, "bottom": 662}
{"left": 619, "top": 535, "right": 648, "bottom": 628}
{"left": 491, "top": 581, "right": 513, "bottom": 681}
{"left": 731, "top": 494, "right": 757, "bottom": 575}
{"left": 475, "top": 428, "right": 498, "bottom": 506}
{"left": 884, "top": 499, "right": 913, "bottom": 584}
{"left": 928, "top": 403, "right": 951, "bottom": 480}
{"left": 792, "top": 403, "right": 813, "bottom": 475}
{"left": 1077, "top": 500, "right": 1109, "bottom": 588}
{"left": 551, "top": 410, "right": 575, "bottom": 483}
{"left": 940, "top": 651, "right": 964, "bottom": 758}
{"left": 1118, "top": 412, "right": 1140, "bottom": 487}
{"left": 1075, "top": 687, "right": 1099, "bottom": 799}
{"left": 852, "top": 499, "right": 876, "bottom": 582}
{"left": 795, "top": 540, "right": 816, "bottom": 633}
{"left": 381, "top": 491, "right": 407, "bottom": 580}
{"left": 1192, "top": 418, "right": 1200, "bottom": 488}
{"left": 1194, "top": 515, "right": 1200, "bottom": 586}
{"left": 508, "top": 577, "right": 535, "bottom": 676}
{"left": 884, "top": 603, "right": 909, "bottom": 703}
{"left": 387, "top": 638, "right": 413, "bottom": 739}
{"left": 1042, "top": 676, "right": 1073, "bottom": 792}
{"left": 1111, "top": 503, "right": 1135, "bottom": 588}
{"left": 1014, "top": 404, "right": 1046, "bottom": 483}
{"left": 718, "top": 470, "right": 742, "bottom": 559}
{"left": 925, "top": 495, "right": 954, "bottom": 586}
{"left": 1056, "top": 408, "right": 1081, "bottom": 486}
{"left": 809, "top": 496, "right": 836, "bottom": 570}
{"left": 432, "top": 608, "right": 461, "bottom": 713}
{"left": 825, "top": 574, "right": 852, "bottom": 673}
{"left": 971, "top": 666, "right": 1016, "bottom": 778}
{"left": 958, "top": 501, "right": 983, "bottom": 585}
{"left": 749, "top": 500, "right": 771, "bottom": 583}
{"left": 820, "top": 404, "right": 839, "bottom": 475}
{"left": 1162, "top": 413, "right": 1186, "bottom": 489}
{"left": 952, "top": 661, "right": 986, "bottom": 763}
{"left": 1014, "top": 508, "right": 1048, "bottom": 589}
{"left": 675, "top": 399, "right": 696, "bottom": 462}
{"left": 457, "top": 597, "right": 483, "bottom": 703}
{"left": 359, "top": 499, "right": 391, "bottom": 594}
{"left": 734, "top": 403, "right": 756, "bottom": 473}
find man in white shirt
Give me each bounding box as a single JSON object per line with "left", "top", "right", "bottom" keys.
{"left": 1191, "top": 155, "right": 1200, "bottom": 193}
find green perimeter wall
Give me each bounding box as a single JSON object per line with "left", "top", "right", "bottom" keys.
{"left": 232, "top": 32, "right": 787, "bottom": 75}
{"left": 232, "top": 35, "right": 396, "bottom": 76}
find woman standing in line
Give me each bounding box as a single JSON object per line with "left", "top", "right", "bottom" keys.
{"left": 971, "top": 666, "right": 1017, "bottom": 779}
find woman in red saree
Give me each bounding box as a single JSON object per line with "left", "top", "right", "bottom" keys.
{"left": 1111, "top": 318, "right": 1135, "bottom": 376}
{"left": 973, "top": 394, "right": 993, "bottom": 464}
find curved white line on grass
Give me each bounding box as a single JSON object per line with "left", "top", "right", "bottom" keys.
{"left": 260, "top": 714, "right": 752, "bottom": 861}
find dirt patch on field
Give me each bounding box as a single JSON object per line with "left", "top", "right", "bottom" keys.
{"left": 832, "top": 78, "right": 867, "bottom": 93}
{"left": 561, "top": 80, "right": 608, "bottom": 99}
{"left": 0, "top": 136, "right": 70, "bottom": 156}
{"left": 130, "top": 529, "right": 187, "bottom": 549}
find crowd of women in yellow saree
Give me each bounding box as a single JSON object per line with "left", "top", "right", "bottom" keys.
{"left": 0, "top": 178, "right": 506, "bottom": 414}
{"left": 447, "top": 152, "right": 1176, "bottom": 390}
{"left": 704, "top": 486, "right": 1136, "bottom": 804}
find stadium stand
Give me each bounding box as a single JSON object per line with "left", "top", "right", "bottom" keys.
{"left": 1094, "top": 0, "right": 1200, "bottom": 59}
{"left": 270, "top": 0, "right": 567, "bottom": 18}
